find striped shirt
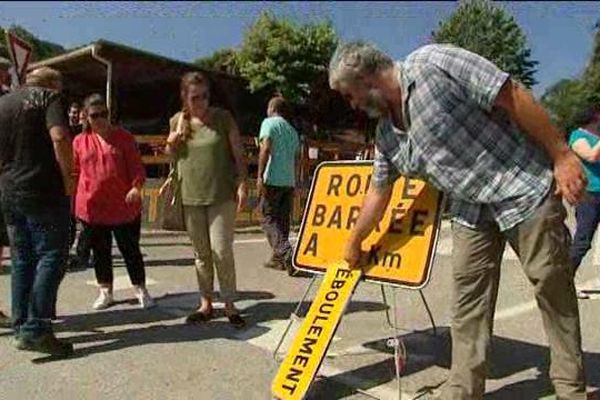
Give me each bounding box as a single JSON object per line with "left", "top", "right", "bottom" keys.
{"left": 373, "top": 44, "right": 553, "bottom": 231}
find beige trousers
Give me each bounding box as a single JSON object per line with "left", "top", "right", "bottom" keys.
{"left": 443, "top": 192, "right": 586, "bottom": 400}
{"left": 184, "top": 201, "right": 237, "bottom": 302}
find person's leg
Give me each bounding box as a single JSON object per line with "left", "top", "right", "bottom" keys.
{"left": 76, "top": 219, "right": 93, "bottom": 269}
{"left": 261, "top": 186, "right": 286, "bottom": 270}
{"left": 569, "top": 193, "right": 600, "bottom": 271}
{"left": 3, "top": 201, "right": 36, "bottom": 334}
{"left": 23, "top": 200, "right": 70, "bottom": 334}
{"left": 505, "top": 193, "right": 586, "bottom": 400}
{"left": 112, "top": 217, "right": 154, "bottom": 308}
{"left": 3, "top": 196, "right": 74, "bottom": 359}
{"left": 184, "top": 205, "right": 214, "bottom": 318}
{"left": 442, "top": 220, "right": 505, "bottom": 400}
{"left": 0, "top": 200, "right": 13, "bottom": 328}
{"left": 207, "top": 200, "right": 244, "bottom": 327}
{"left": 88, "top": 223, "right": 114, "bottom": 310}
{"left": 277, "top": 188, "right": 294, "bottom": 271}
{"left": 0, "top": 243, "right": 8, "bottom": 328}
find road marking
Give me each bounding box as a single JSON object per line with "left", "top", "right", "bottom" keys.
{"left": 234, "top": 236, "right": 297, "bottom": 245}
{"left": 493, "top": 277, "right": 599, "bottom": 322}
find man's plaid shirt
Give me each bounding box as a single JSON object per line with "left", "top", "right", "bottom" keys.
{"left": 373, "top": 44, "right": 553, "bottom": 231}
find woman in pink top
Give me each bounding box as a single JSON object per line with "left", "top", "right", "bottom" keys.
{"left": 73, "top": 93, "right": 154, "bottom": 310}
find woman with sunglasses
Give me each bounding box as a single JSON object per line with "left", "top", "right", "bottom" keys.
{"left": 165, "top": 72, "right": 248, "bottom": 328}
{"left": 73, "top": 93, "right": 155, "bottom": 310}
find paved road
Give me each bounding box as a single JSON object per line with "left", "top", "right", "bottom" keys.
{"left": 0, "top": 218, "right": 599, "bottom": 399}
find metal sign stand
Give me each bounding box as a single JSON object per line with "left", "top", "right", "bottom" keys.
{"left": 272, "top": 273, "right": 438, "bottom": 400}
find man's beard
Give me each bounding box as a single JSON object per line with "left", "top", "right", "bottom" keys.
{"left": 362, "top": 89, "right": 387, "bottom": 118}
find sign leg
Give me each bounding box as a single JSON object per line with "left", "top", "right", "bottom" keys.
{"left": 272, "top": 273, "right": 319, "bottom": 360}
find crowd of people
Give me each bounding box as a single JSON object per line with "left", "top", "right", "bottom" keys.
{"left": 0, "top": 40, "right": 598, "bottom": 398}
{"left": 0, "top": 66, "right": 301, "bottom": 356}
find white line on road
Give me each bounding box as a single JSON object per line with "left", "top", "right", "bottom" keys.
{"left": 494, "top": 277, "right": 599, "bottom": 322}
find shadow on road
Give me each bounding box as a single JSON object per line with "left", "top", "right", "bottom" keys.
{"left": 32, "top": 291, "right": 388, "bottom": 366}
{"left": 323, "top": 327, "right": 600, "bottom": 400}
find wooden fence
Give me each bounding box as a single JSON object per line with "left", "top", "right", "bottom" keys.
{"left": 135, "top": 134, "right": 373, "bottom": 229}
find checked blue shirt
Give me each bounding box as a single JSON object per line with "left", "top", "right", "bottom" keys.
{"left": 373, "top": 44, "right": 553, "bottom": 232}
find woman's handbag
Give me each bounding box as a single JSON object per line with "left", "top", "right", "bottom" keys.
{"left": 158, "top": 163, "right": 186, "bottom": 231}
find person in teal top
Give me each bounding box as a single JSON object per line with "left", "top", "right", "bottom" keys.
{"left": 568, "top": 106, "right": 600, "bottom": 299}
{"left": 257, "top": 96, "right": 300, "bottom": 274}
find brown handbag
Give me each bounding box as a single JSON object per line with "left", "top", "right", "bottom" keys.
{"left": 158, "top": 163, "right": 186, "bottom": 231}
{"left": 158, "top": 112, "right": 187, "bottom": 231}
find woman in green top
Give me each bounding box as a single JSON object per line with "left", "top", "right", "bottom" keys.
{"left": 165, "top": 72, "right": 248, "bottom": 328}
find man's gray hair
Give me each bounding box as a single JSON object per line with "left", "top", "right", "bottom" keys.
{"left": 328, "top": 41, "right": 394, "bottom": 89}
{"left": 25, "top": 67, "right": 62, "bottom": 89}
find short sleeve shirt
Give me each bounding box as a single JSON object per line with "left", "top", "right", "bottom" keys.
{"left": 0, "top": 86, "right": 69, "bottom": 204}
{"left": 373, "top": 44, "right": 553, "bottom": 232}
{"left": 258, "top": 116, "right": 300, "bottom": 187}
{"left": 568, "top": 128, "right": 600, "bottom": 192}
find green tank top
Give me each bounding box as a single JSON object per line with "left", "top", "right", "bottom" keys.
{"left": 174, "top": 108, "right": 236, "bottom": 206}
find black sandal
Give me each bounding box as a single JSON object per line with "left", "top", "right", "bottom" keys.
{"left": 227, "top": 313, "right": 246, "bottom": 329}
{"left": 185, "top": 310, "right": 213, "bottom": 324}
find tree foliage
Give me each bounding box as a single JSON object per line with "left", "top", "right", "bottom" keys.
{"left": 194, "top": 48, "right": 240, "bottom": 75}
{"left": 542, "top": 21, "right": 600, "bottom": 133}
{"left": 0, "top": 25, "right": 65, "bottom": 62}
{"left": 235, "top": 11, "right": 338, "bottom": 103}
{"left": 432, "top": 0, "right": 538, "bottom": 87}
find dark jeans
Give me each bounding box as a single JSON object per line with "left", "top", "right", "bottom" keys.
{"left": 74, "top": 218, "right": 93, "bottom": 267}
{"left": 570, "top": 191, "right": 600, "bottom": 271}
{"left": 85, "top": 217, "right": 145, "bottom": 286}
{"left": 260, "top": 186, "right": 293, "bottom": 260}
{"left": 1, "top": 195, "right": 70, "bottom": 338}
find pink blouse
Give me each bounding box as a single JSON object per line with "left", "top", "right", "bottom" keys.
{"left": 73, "top": 128, "right": 145, "bottom": 225}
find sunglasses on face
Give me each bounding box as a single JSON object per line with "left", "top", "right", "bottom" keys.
{"left": 89, "top": 111, "right": 108, "bottom": 120}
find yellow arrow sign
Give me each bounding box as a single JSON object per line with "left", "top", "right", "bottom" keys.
{"left": 272, "top": 262, "right": 362, "bottom": 400}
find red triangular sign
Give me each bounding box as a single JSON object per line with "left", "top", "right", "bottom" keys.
{"left": 6, "top": 31, "right": 32, "bottom": 85}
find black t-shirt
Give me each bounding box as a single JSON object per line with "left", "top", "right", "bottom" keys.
{"left": 0, "top": 86, "right": 69, "bottom": 204}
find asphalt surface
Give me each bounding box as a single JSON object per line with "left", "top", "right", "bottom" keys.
{"left": 0, "top": 213, "right": 599, "bottom": 400}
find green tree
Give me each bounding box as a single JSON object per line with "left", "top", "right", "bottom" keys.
{"left": 194, "top": 48, "right": 240, "bottom": 75}
{"left": 432, "top": 0, "right": 538, "bottom": 87}
{"left": 236, "top": 11, "right": 338, "bottom": 103}
{"left": 542, "top": 22, "right": 600, "bottom": 133}
{"left": 541, "top": 78, "right": 588, "bottom": 133}
{"left": 1, "top": 25, "right": 65, "bottom": 62}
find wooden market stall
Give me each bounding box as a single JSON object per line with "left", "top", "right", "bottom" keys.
{"left": 28, "top": 39, "right": 374, "bottom": 228}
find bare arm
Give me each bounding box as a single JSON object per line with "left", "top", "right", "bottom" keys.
{"left": 257, "top": 137, "right": 271, "bottom": 194}
{"left": 495, "top": 79, "right": 586, "bottom": 204}
{"left": 49, "top": 126, "right": 74, "bottom": 196}
{"left": 345, "top": 183, "right": 393, "bottom": 268}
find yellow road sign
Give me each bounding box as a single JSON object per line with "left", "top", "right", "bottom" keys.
{"left": 271, "top": 262, "right": 362, "bottom": 400}
{"left": 294, "top": 161, "right": 443, "bottom": 288}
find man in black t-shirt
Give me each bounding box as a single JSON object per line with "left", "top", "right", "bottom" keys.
{"left": 0, "top": 67, "right": 74, "bottom": 356}
{"left": 65, "top": 101, "right": 92, "bottom": 271}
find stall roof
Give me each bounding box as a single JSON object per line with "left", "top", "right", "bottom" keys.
{"left": 29, "top": 39, "right": 246, "bottom": 88}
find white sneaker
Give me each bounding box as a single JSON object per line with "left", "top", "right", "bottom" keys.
{"left": 93, "top": 289, "right": 114, "bottom": 310}
{"left": 135, "top": 289, "right": 156, "bottom": 309}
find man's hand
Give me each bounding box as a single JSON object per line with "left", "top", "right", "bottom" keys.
{"left": 344, "top": 237, "right": 364, "bottom": 270}
{"left": 125, "top": 187, "right": 142, "bottom": 205}
{"left": 554, "top": 150, "right": 587, "bottom": 204}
